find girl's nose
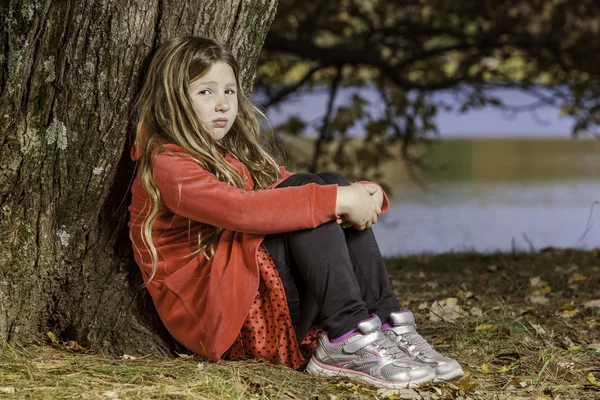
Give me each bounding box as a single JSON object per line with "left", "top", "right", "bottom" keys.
{"left": 216, "top": 96, "right": 230, "bottom": 112}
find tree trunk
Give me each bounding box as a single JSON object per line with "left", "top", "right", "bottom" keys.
{"left": 0, "top": 0, "right": 277, "bottom": 356}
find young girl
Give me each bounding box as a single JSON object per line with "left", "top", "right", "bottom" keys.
{"left": 128, "top": 36, "right": 463, "bottom": 389}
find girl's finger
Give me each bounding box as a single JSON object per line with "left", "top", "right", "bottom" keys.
{"left": 363, "top": 184, "right": 378, "bottom": 195}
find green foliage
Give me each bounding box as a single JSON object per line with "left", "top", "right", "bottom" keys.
{"left": 257, "top": 0, "right": 600, "bottom": 176}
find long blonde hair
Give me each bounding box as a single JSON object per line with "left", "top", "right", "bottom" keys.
{"left": 132, "top": 36, "right": 281, "bottom": 282}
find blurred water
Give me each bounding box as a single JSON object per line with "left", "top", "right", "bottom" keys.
{"left": 373, "top": 181, "right": 599, "bottom": 256}
{"left": 369, "top": 138, "right": 600, "bottom": 256}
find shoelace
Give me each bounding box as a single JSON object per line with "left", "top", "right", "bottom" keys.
{"left": 372, "top": 334, "right": 409, "bottom": 359}
{"left": 398, "top": 331, "right": 441, "bottom": 358}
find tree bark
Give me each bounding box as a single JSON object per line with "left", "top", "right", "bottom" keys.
{"left": 0, "top": 0, "right": 277, "bottom": 356}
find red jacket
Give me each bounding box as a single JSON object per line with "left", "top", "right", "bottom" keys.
{"left": 128, "top": 143, "right": 388, "bottom": 361}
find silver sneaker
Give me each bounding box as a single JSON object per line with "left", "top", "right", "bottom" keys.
{"left": 383, "top": 310, "right": 464, "bottom": 382}
{"left": 306, "top": 315, "right": 435, "bottom": 388}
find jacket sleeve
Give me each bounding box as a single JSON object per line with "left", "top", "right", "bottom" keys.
{"left": 152, "top": 152, "right": 338, "bottom": 234}
{"left": 279, "top": 165, "right": 295, "bottom": 180}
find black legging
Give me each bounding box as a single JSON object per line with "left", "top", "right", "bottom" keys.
{"left": 263, "top": 172, "right": 400, "bottom": 341}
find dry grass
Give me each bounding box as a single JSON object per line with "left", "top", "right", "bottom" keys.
{"left": 1, "top": 249, "right": 599, "bottom": 399}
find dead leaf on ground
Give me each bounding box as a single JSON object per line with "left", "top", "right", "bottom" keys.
{"left": 0, "top": 387, "right": 15, "bottom": 394}
{"left": 587, "top": 373, "right": 600, "bottom": 387}
{"left": 583, "top": 299, "right": 600, "bottom": 309}
{"left": 504, "top": 377, "right": 527, "bottom": 391}
{"left": 46, "top": 331, "right": 60, "bottom": 344}
{"left": 456, "top": 374, "right": 478, "bottom": 393}
{"left": 586, "top": 318, "right": 598, "bottom": 329}
{"left": 477, "top": 363, "right": 492, "bottom": 374}
{"left": 557, "top": 309, "right": 579, "bottom": 318}
{"left": 528, "top": 322, "right": 547, "bottom": 336}
{"left": 470, "top": 306, "right": 483, "bottom": 317}
{"left": 529, "top": 276, "right": 548, "bottom": 289}
{"left": 429, "top": 298, "right": 465, "bottom": 322}
{"left": 528, "top": 294, "right": 549, "bottom": 305}
{"left": 475, "top": 323, "right": 495, "bottom": 332}
{"left": 457, "top": 288, "right": 475, "bottom": 301}
{"left": 569, "top": 274, "right": 588, "bottom": 284}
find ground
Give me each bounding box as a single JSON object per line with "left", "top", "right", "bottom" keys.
{"left": 0, "top": 250, "right": 599, "bottom": 399}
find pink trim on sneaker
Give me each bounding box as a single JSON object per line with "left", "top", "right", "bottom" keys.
{"left": 330, "top": 327, "right": 359, "bottom": 343}
{"left": 381, "top": 322, "right": 393, "bottom": 331}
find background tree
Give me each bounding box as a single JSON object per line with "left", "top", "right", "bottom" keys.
{"left": 0, "top": 0, "right": 277, "bottom": 355}
{"left": 257, "top": 0, "right": 600, "bottom": 185}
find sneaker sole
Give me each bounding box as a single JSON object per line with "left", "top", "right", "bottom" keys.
{"left": 306, "top": 356, "right": 435, "bottom": 389}
{"left": 433, "top": 368, "right": 464, "bottom": 382}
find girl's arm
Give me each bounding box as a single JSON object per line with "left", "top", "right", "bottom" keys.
{"left": 276, "top": 166, "right": 390, "bottom": 216}
{"left": 152, "top": 152, "right": 338, "bottom": 235}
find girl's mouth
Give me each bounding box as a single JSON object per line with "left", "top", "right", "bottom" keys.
{"left": 213, "top": 118, "right": 228, "bottom": 127}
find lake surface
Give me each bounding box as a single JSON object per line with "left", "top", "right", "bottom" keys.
{"left": 371, "top": 138, "right": 600, "bottom": 256}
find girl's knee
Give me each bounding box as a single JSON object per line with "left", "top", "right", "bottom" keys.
{"left": 316, "top": 172, "right": 350, "bottom": 186}
{"left": 280, "top": 172, "right": 326, "bottom": 187}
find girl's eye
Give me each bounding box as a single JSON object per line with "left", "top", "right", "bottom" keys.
{"left": 198, "top": 89, "right": 211, "bottom": 95}
{"left": 225, "top": 89, "right": 236, "bottom": 95}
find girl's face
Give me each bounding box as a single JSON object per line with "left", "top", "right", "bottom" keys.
{"left": 188, "top": 61, "right": 238, "bottom": 141}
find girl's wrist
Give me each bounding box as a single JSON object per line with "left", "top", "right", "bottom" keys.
{"left": 335, "top": 186, "right": 348, "bottom": 215}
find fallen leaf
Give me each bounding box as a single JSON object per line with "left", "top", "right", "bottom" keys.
{"left": 498, "top": 363, "right": 518, "bottom": 373}
{"left": 588, "top": 343, "right": 600, "bottom": 351}
{"left": 197, "top": 362, "right": 205, "bottom": 371}
{"left": 475, "top": 323, "right": 495, "bottom": 332}
{"left": 528, "top": 294, "right": 549, "bottom": 305}
{"left": 429, "top": 298, "right": 465, "bottom": 322}
{"left": 487, "top": 264, "right": 498, "bottom": 272}
{"left": 569, "top": 274, "right": 588, "bottom": 284}
{"left": 396, "top": 389, "right": 421, "bottom": 399}
{"left": 533, "top": 285, "right": 551, "bottom": 295}
{"left": 586, "top": 318, "right": 598, "bottom": 329}
{"left": 588, "top": 373, "right": 600, "bottom": 387}
{"left": 102, "top": 392, "right": 119, "bottom": 399}
{"left": 470, "top": 306, "right": 483, "bottom": 317}
{"left": 519, "top": 306, "right": 536, "bottom": 315}
{"left": 528, "top": 322, "right": 547, "bottom": 336}
{"left": 569, "top": 345, "right": 583, "bottom": 352}
{"left": 504, "top": 377, "right": 527, "bottom": 391}
{"left": 122, "top": 354, "right": 136, "bottom": 360}
{"left": 456, "top": 375, "right": 478, "bottom": 392}
{"left": 457, "top": 289, "right": 474, "bottom": 301}
{"left": 418, "top": 301, "right": 429, "bottom": 310}
{"left": 425, "top": 281, "right": 439, "bottom": 289}
{"left": 529, "top": 276, "right": 547, "bottom": 289}
{"left": 46, "top": 331, "right": 60, "bottom": 344}
{"left": 477, "top": 363, "right": 492, "bottom": 374}
{"left": 583, "top": 299, "right": 600, "bottom": 309}
{"left": 0, "top": 387, "right": 15, "bottom": 394}
{"left": 557, "top": 309, "right": 579, "bottom": 318}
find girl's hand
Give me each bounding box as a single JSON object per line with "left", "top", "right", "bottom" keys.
{"left": 362, "top": 183, "right": 383, "bottom": 212}
{"left": 335, "top": 184, "right": 380, "bottom": 230}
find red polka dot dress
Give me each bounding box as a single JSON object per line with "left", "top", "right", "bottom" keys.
{"left": 225, "top": 247, "right": 319, "bottom": 369}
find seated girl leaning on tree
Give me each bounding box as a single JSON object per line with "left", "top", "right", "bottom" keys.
{"left": 128, "top": 35, "right": 463, "bottom": 389}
